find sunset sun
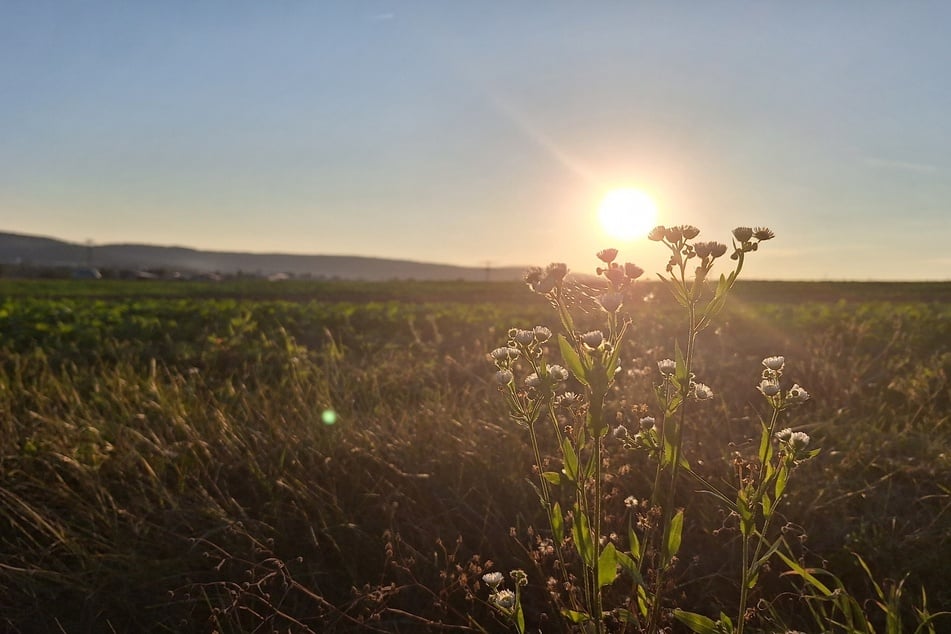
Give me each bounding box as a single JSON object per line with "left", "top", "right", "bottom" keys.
{"left": 598, "top": 188, "right": 658, "bottom": 241}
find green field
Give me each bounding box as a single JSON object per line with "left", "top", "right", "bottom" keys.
{"left": 0, "top": 279, "right": 948, "bottom": 632}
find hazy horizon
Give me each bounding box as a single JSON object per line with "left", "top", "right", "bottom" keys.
{"left": 2, "top": 2, "right": 950, "bottom": 280}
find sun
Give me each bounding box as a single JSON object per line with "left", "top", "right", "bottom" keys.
{"left": 598, "top": 188, "right": 658, "bottom": 241}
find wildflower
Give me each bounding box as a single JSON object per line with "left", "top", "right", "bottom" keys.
{"left": 492, "top": 589, "right": 516, "bottom": 610}
{"left": 547, "top": 364, "right": 569, "bottom": 382}
{"left": 598, "top": 292, "right": 623, "bottom": 313}
{"left": 524, "top": 373, "right": 541, "bottom": 389}
{"left": 482, "top": 572, "right": 504, "bottom": 589}
{"left": 657, "top": 358, "right": 676, "bottom": 375}
{"left": 613, "top": 425, "right": 629, "bottom": 439}
{"left": 639, "top": 416, "right": 655, "bottom": 430}
{"left": 648, "top": 225, "right": 667, "bottom": 241}
{"left": 546, "top": 262, "right": 568, "bottom": 280}
{"left": 533, "top": 325, "right": 552, "bottom": 342}
{"left": 603, "top": 266, "right": 626, "bottom": 285}
{"left": 692, "top": 382, "right": 715, "bottom": 400}
{"left": 775, "top": 427, "right": 793, "bottom": 442}
{"left": 711, "top": 242, "right": 728, "bottom": 258}
{"left": 786, "top": 383, "right": 810, "bottom": 404}
{"left": 753, "top": 227, "right": 775, "bottom": 241}
{"left": 556, "top": 392, "right": 581, "bottom": 406}
{"left": 759, "top": 379, "right": 781, "bottom": 397}
{"left": 597, "top": 248, "right": 618, "bottom": 263}
{"left": 762, "top": 356, "right": 785, "bottom": 371}
{"left": 732, "top": 227, "right": 753, "bottom": 242}
{"left": 624, "top": 262, "right": 644, "bottom": 280}
{"left": 523, "top": 267, "right": 544, "bottom": 288}
{"left": 624, "top": 495, "right": 638, "bottom": 508}
{"left": 512, "top": 329, "right": 534, "bottom": 345}
{"left": 581, "top": 330, "right": 605, "bottom": 349}
{"left": 789, "top": 431, "right": 810, "bottom": 451}
{"left": 664, "top": 226, "right": 683, "bottom": 242}
{"left": 681, "top": 225, "right": 700, "bottom": 239}
{"left": 494, "top": 370, "right": 514, "bottom": 385}
{"left": 693, "top": 242, "right": 713, "bottom": 259}
{"left": 510, "top": 569, "right": 528, "bottom": 586}
{"left": 490, "top": 347, "right": 520, "bottom": 362}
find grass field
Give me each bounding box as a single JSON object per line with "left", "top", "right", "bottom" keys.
{"left": 0, "top": 278, "right": 948, "bottom": 632}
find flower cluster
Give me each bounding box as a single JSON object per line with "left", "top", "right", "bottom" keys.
{"left": 731, "top": 226, "right": 775, "bottom": 259}
{"left": 758, "top": 355, "right": 811, "bottom": 410}
{"left": 775, "top": 427, "right": 812, "bottom": 461}
{"left": 595, "top": 248, "right": 644, "bottom": 313}
{"left": 483, "top": 569, "right": 526, "bottom": 616}
{"left": 648, "top": 224, "right": 773, "bottom": 281}
{"left": 525, "top": 262, "right": 569, "bottom": 295}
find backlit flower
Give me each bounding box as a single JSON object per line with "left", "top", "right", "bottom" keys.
{"left": 581, "top": 330, "right": 604, "bottom": 349}
{"left": 494, "top": 370, "right": 514, "bottom": 385}
{"left": 693, "top": 382, "right": 714, "bottom": 400}
{"left": 548, "top": 364, "right": 569, "bottom": 382}
{"left": 492, "top": 589, "right": 516, "bottom": 610}
{"left": 482, "top": 572, "right": 504, "bottom": 589}
{"left": 753, "top": 227, "right": 775, "bottom": 241}
{"left": 624, "top": 262, "right": 644, "bottom": 280}
{"left": 546, "top": 262, "right": 568, "bottom": 280}
{"left": 775, "top": 428, "right": 793, "bottom": 442}
{"left": 648, "top": 225, "right": 667, "bottom": 241}
{"left": 681, "top": 225, "right": 700, "bottom": 239}
{"left": 597, "top": 248, "right": 618, "bottom": 263}
{"left": 490, "top": 347, "right": 520, "bottom": 362}
{"left": 664, "top": 226, "right": 683, "bottom": 242}
{"left": 762, "top": 356, "right": 785, "bottom": 371}
{"left": 513, "top": 329, "right": 534, "bottom": 345}
{"left": 732, "top": 227, "right": 753, "bottom": 242}
{"left": 599, "top": 292, "right": 623, "bottom": 313}
{"left": 657, "top": 359, "right": 676, "bottom": 375}
{"left": 786, "top": 384, "right": 810, "bottom": 404}
{"left": 759, "top": 379, "right": 781, "bottom": 397}
{"left": 789, "top": 431, "right": 810, "bottom": 450}
{"left": 524, "top": 373, "right": 541, "bottom": 389}
{"left": 533, "top": 325, "right": 552, "bottom": 342}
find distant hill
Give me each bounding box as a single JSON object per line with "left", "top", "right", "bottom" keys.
{"left": 0, "top": 231, "right": 526, "bottom": 281}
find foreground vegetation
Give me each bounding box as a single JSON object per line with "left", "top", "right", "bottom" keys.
{"left": 0, "top": 276, "right": 948, "bottom": 632}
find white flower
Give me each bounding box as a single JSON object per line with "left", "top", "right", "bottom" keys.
{"left": 762, "top": 356, "right": 785, "bottom": 371}
{"left": 639, "top": 416, "right": 655, "bottom": 430}
{"left": 581, "top": 330, "right": 604, "bottom": 349}
{"left": 494, "top": 370, "right": 514, "bottom": 385}
{"left": 524, "top": 373, "right": 541, "bottom": 389}
{"left": 492, "top": 589, "right": 516, "bottom": 610}
{"left": 692, "top": 382, "right": 714, "bottom": 400}
{"left": 556, "top": 392, "right": 581, "bottom": 407}
{"left": 513, "top": 329, "right": 534, "bottom": 345}
{"left": 657, "top": 359, "right": 676, "bottom": 376}
{"left": 759, "top": 379, "right": 781, "bottom": 397}
{"left": 789, "top": 431, "right": 810, "bottom": 450}
{"left": 533, "top": 325, "right": 552, "bottom": 342}
{"left": 482, "top": 572, "right": 504, "bottom": 589}
{"left": 786, "top": 383, "right": 810, "bottom": 404}
{"left": 490, "top": 347, "right": 520, "bottom": 362}
{"left": 775, "top": 427, "right": 793, "bottom": 442}
{"left": 548, "top": 364, "right": 569, "bottom": 382}
{"left": 624, "top": 495, "right": 638, "bottom": 508}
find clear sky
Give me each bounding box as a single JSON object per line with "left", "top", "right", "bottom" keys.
{"left": 2, "top": 1, "right": 949, "bottom": 280}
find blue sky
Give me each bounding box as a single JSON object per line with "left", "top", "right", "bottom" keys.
{"left": 1, "top": 1, "right": 949, "bottom": 280}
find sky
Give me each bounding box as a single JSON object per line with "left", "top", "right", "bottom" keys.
{"left": 1, "top": 1, "right": 950, "bottom": 280}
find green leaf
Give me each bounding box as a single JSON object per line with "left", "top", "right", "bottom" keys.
{"left": 777, "top": 550, "right": 833, "bottom": 596}
{"left": 614, "top": 609, "right": 637, "bottom": 624}
{"left": 515, "top": 599, "right": 525, "bottom": 634}
{"left": 571, "top": 505, "right": 595, "bottom": 567}
{"left": 561, "top": 609, "right": 590, "bottom": 624}
{"left": 666, "top": 509, "right": 684, "bottom": 560}
{"left": 774, "top": 464, "right": 789, "bottom": 501}
{"left": 628, "top": 524, "right": 642, "bottom": 564}
{"left": 614, "top": 549, "right": 644, "bottom": 584}
{"left": 542, "top": 471, "right": 562, "bottom": 486}
{"left": 558, "top": 335, "right": 588, "bottom": 386}
{"left": 562, "top": 438, "right": 579, "bottom": 482}
{"left": 551, "top": 502, "right": 564, "bottom": 543}
{"left": 672, "top": 609, "right": 718, "bottom": 634}
{"left": 598, "top": 542, "right": 620, "bottom": 587}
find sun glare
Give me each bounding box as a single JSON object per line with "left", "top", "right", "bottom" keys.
{"left": 598, "top": 188, "right": 658, "bottom": 241}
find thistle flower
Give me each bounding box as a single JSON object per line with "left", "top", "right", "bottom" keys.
{"left": 732, "top": 227, "right": 753, "bottom": 242}
{"left": 494, "top": 369, "right": 514, "bottom": 385}
{"left": 657, "top": 358, "right": 676, "bottom": 375}
{"left": 762, "top": 356, "right": 785, "bottom": 371}
{"left": 648, "top": 225, "right": 667, "bottom": 241}
{"left": 482, "top": 572, "right": 504, "bottom": 589}
{"left": 753, "top": 227, "right": 775, "bottom": 241}
{"left": 597, "top": 248, "right": 618, "bottom": 263}
{"left": 598, "top": 292, "right": 623, "bottom": 313}
{"left": 581, "top": 330, "right": 605, "bottom": 349}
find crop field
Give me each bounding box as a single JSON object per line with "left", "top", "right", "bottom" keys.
{"left": 0, "top": 278, "right": 948, "bottom": 632}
